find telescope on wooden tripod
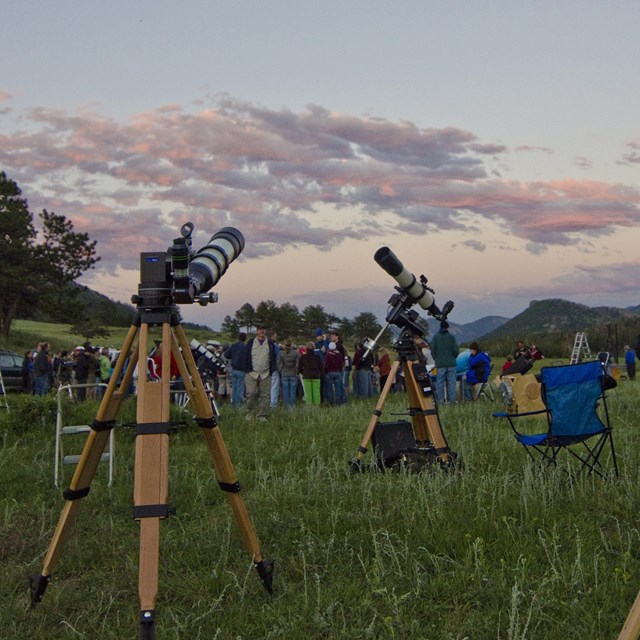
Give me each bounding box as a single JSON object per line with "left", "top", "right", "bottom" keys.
{"left": 29, "top": 223, "right": 273, "bottom": 639}
{"left": 350, "top": 247, "right": 458, "bottom": 472}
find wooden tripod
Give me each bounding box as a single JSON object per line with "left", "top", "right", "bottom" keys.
{"left": 30, "top": 309, "right": 273, "bottom": 639}
{"left": 350, "top": 330, "right": 456, "bottom": 471}
{"left": 619, "top": 594, "right": 640, "bottom": 639}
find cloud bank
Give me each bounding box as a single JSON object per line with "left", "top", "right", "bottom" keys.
{"left": 1, "top": 93, "right": 640, "bottom": 276}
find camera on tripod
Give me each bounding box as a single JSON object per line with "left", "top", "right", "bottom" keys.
{"left": 133, "top": 222, "right": 245, "bottom": 310}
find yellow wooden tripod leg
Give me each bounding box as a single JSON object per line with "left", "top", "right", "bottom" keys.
{"left": 30, "top": 325, "right": 139, "bottom": 605}
{"left": 403, "top": 362, "right": 452, "bottom": 464}
{"left": 172, "top": 325, "right": 274, "bottom": 593}
{"left": 619, "top": 590, "right": 640, "bottom": 640}
{"left": 350, "top": 359, "right": 402, "bottom": 472}
{"left": 135, "top": 323, "right": 171, "bottom": 637}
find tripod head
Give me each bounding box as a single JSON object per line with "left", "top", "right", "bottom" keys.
{"left": 131, "top": 222, "right": 244, "bottom": 314}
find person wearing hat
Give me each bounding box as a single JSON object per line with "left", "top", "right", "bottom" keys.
{"left": 431, "top": 320, "right": 459, "bottom": 404}
{"left": 242, "top": 326, "right": 278, "bottom": 422}
{"left": 323, "top": 341, "right": 345, "bottom": 405}
{"left": 73, "top": 344, "right": 92, "bottom": 401}
{"left": 314, "top": 329, "right": 328, "bottom": 360}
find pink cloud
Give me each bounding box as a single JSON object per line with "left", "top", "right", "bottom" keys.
{"left": 0, "top": 96, "right": 639, "bottom": 272}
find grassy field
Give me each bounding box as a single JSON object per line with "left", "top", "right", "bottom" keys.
{"left": 0, "top": 319, "right": 220, "bottom": 355}
{"left": 1, "top": 380, "right": 639, "bottom": 639}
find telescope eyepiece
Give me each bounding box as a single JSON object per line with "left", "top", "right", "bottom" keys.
{"left": 180, "top": 222, "right": 194, "bottom": 238}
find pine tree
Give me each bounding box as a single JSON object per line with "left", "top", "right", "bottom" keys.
{"left": 0, "top": 172, "right": 99, "bottom": 337}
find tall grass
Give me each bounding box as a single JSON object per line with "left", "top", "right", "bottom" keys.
{"left": 1, "top": 384, "right": 639, "bottom": 639}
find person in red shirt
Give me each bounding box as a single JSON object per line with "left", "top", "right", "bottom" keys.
{"left": 152, "top": 342, "right": 181, "bottom": 379}
{"left": 377, "top": 347, "right": 392, "bottom": 390}
{"left": 323, "top": 342, "right": 346, "bottom": 405}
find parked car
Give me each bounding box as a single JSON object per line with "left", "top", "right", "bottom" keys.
{"left": 0, "top": 349, "right": 25, "bottom": 392}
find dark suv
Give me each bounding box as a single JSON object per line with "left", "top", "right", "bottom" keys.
{"left": 0, "top": 349, "right": 25, "bottom": 392}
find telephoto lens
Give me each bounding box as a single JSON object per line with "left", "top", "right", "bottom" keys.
{"left": 189, "top": 227, "right": 245, "bottom": 296}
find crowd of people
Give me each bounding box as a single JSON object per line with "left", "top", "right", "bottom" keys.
{"left": 220, "top": 327, "right": 382, "bottom": 421}
{"left": 18, "top": 329, "right": 639, "bottom": 417}
{"left": 21, "top": 342, "right": 114, "bottom": 399}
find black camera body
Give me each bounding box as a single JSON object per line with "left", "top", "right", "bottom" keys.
{"left": 133, "top": 222, "right": 244, "bottom": 311}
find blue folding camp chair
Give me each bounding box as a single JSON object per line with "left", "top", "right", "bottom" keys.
{"left": 493, "top": 360, "right": 618, "bottom": 478}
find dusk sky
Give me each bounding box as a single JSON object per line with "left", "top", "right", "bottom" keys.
{"left": 2, "top": 2, "right": 640, "bottom": 330}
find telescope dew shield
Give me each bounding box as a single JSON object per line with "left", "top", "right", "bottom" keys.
{"left": 374, "top": 247, "right": 436, "bottom": 312}
{"left": 189, "top": 227, "right": 245, "bottom": 296}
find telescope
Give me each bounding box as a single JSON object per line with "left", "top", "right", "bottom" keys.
{"left": 190, "top": 339, "right": 227, "bottom": 376}
{"left": 374, "top": 247, "right": 453, "bottom": 321}
{"left": 361, "top": 247, "right": 454, "bottom": 359}
{"left": 134, "top": 222, "right": 244, "bottom": 309}
{"left": 349, "top": 247, "right": 459, "bottom": 475}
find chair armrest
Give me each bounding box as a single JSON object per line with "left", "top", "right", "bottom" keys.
{"left": 493, "top": 408, "right": 549, "bottom": 438}
{"left": 493, "top": 409, "right": 547, "bottom": 419}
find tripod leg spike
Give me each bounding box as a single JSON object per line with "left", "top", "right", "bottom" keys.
{"left": 29, "top": 574, "right": 50, "bottom": 605}
{"left": 139, "top": 610, "right": 156, "bottom": 640}
{"left": 255, "top": 559, "right": 274, "bottom": 595}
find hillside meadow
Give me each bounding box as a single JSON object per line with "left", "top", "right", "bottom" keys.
{"left": 1, "top": 373, "right": 640, "bottom": 639}
{"left": 0, "top": 319, "right": 221, "bottom": 357}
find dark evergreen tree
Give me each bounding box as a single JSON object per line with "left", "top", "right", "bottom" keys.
{"left": 220, "top": 314, "right": 240, "bottom": 336}
{"left": 0, "top": 172, "right": 99, "bottom": 337}
{"left": 301, "top": 304, "right": 331, "bottom": 338}
{"left": 255, "top": 300, "right": 279, "bottom": 330}
{"left": 235, "top": 302, "right": 256, "bottom": 333}
{"left": 352, "top": 312, "right": 383, "bottom": 341}
{"left": 275, "top": 302, "right": 303, "bottom": 339}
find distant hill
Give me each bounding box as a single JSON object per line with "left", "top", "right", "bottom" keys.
{"left": 471, "top": 298, "right": 640, "bottom": 359}
{"left": 71, "top": 285, "right": 214, "bottom": 332}
{"left": 23, "top": 283, "right": 639, "bottom": 356}
{"left": 480, "top": 298, "right": 637, "bottom": 340}
{"left": 23, "top": 283, "right": 217, "bottom": 332}
{"left": 72, "top": 285, "right": 137, "bottom": 326}
{"left": 426, "top": 315, "right": 510, "bottom": 344}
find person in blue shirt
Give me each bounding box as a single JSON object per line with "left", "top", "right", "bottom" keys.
{"left": 463, "top": 342, "right": 491, "bottom": 401}
{"left": 625, "top": 345, "right": 636, "bottom": 381}
{"left": 223, "top": 332, "right": 248, "bottom": 408}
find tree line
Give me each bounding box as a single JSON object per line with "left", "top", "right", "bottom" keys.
{"left": 218, "top": 301, "right": 388, "bottom": 346}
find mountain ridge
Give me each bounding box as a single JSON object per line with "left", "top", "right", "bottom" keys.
{"left": 424, "top": 298, "right": 640, "bottom": 346}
